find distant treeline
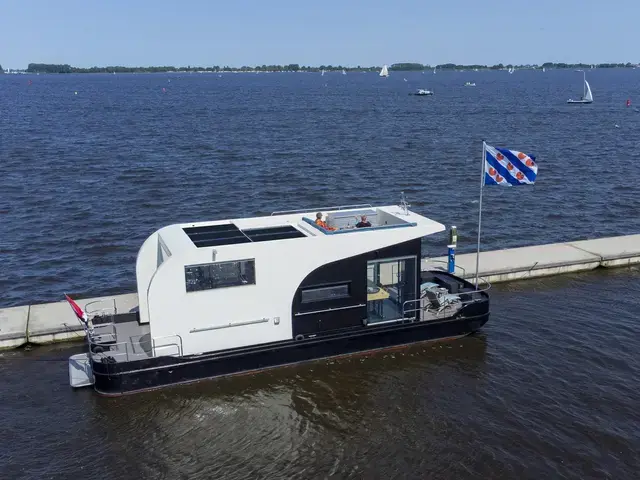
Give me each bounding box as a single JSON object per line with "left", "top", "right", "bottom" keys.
{"left": 20, "top": 61, "right": 640, "bottom": 74}
{"left": 25, "top": 63, "right": 380, "bottom": 74}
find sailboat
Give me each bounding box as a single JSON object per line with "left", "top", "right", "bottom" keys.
{"left": 342, "top": 69, "right": 347, "bottom": 75}
{"left": 542, "top": 67, "right": 546, "bottom": 72}
{"left": 380, "top": 65, "right": 389, "bottom": 77}
{"left": 433, "top": 68, "right": 436, "bottom": 74}
{"left": 567, "top": 70, "right": 593, "bottom": 104}
{"left": 321, "top": 69, "right": 325, "bottom": 76}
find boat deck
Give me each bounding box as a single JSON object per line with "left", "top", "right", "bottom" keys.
{"left": 86, "top": 270, "right": 484, "bottom": 364}
{"left": 90, "top": 314, "right": 155, "bottom": 363}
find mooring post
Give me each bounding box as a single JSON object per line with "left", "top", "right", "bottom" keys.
{"left": 448, "top": 226, "right": 457, "bottom": 274}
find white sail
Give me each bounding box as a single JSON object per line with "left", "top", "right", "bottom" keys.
{"left": 321, "top": 69, "right": 325, "bottom": 76}
{"left": 342, "top": 69, "right": 346, "bottom": 75}
{"left": 584, "top": 80, "right": 593, "bottom": 102}
{"left": 380, "top": 65, "right": 389, "bottom": 77}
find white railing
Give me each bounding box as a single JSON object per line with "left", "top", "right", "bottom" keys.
{"left": 401, "top": 277, "right": 491, "bottom": 317}
{"left": 89, "top": 333, "right": 183, "bottom": 362}
{"left": 271, "top": 204, "right": 373, "bottom": 216}
{"left": 422, "top": 259, "right": 468, "bottom": 278}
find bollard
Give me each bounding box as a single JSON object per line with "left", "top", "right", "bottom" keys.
{"left": 448, "top": 226, "right": 457, "bottom": 274}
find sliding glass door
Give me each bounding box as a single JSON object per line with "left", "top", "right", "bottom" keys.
{"left": 366, "top": 256, "right": 417, "bottom": 324}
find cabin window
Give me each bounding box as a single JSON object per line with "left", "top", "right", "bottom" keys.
{"left": 185, "top": 259, "right": 256, "bottom": 292}
{"left": 301, "top": 283, "right": 351, "bottom": 304}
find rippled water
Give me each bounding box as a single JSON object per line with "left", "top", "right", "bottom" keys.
{"left": 1, "top": 268, "right": 639, "bottom": 479}
{"left": 2, "top": 69, "right": 640, "bottom": 306}
{"left": 2, "top": 70, "right": 640, "bottom": 479}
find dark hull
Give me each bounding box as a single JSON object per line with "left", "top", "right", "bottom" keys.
{"left": 91, "top": 300, "right": 489, "bottom": 396}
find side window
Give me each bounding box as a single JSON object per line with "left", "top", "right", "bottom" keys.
{"left": 185, "top": 259, "right": 255, "bottom": 292}
{"left": 301, "top": 283, "right": 351, "bottom": 303}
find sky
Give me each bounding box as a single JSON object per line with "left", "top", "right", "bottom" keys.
{"left": 1, "top": 0, "right": 639, "bottom": 69}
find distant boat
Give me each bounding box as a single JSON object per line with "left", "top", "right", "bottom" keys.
{"left": 411, "top": 89, "right": 434, "bottom": 96}
{"left": 380, "top": 65, "right": 389, "bottom": 77}
{"left": 433, "top": 68, "right": 436, "bottom": 74}
{"left": 465, "top": 81, "right": 476, "bottom": 87}
{"left": 508, "top": 67, "right": 514, "bottom": 74}
{"left": 321, "top": 69, "right": 325, "bottom": 76}
{"left": 567, "top": 71, "right": 593, "bottom": 104}
{"left": 542, "top": 67, "right": 546, "bottom": 72}
{"left": 342, "top": 69, "right": 347, "bottom": 75}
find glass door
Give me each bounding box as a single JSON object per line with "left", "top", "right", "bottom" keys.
{"left": 366, "top": 256, "right": 417, "bottom": 324}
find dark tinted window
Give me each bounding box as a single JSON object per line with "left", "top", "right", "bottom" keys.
{"left": 185, "top": 260, "right": 255, "bottom": 292}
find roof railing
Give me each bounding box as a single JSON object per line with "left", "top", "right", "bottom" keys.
{"left": 271, "top": 203, "right": 373, "bottom": 216}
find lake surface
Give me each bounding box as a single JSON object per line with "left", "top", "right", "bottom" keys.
{"left": 1, "top": 70, "right": 640, "bottom": 479}
{"left": 1, "top": 268, "right": 639, "bottom": 479}
{"left": 1, "top": 69, "right": 640, "bottom": 306}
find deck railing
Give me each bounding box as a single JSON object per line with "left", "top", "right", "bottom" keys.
{"left": 271, "top": 204, "right": 373, "bottom": 216}
{"left": 401, "top": 277, "right": 491, "bottom": 317}
{"left": 88, "top": 333, "right": 184, "bottom": 363}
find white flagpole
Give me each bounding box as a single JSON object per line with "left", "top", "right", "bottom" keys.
{"left": 475, "top": 141, "right": 487, "bottom": 289}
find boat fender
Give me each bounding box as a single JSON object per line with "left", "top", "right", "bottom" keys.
{"left": 295, "top": 334, "right": 304, "bottom": 341}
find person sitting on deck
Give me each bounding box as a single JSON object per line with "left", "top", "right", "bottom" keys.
{"left": 355, "top": 215, "right": 372, "bottom": 228}
{"left": 315, "top": 212, "right": 336, "bottom": 231}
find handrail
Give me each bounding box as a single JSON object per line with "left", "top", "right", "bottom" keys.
{"left": 151, "top": 334, "right": 184, "bottom": 357}
{"left": 402, "top": 277, "right": 491, "bottom": 316}
{"left": 271, "top": 204, "right": 373, "bottom": 216}
{"left": 422, "top": 259, "right": 467, "bottom": 277}
{"left": 88, "top": 332, "right": 184, "bottom": 363}
{"left": 90, "top": 322, "right": 117, "bottom": 343}
{"left": 85, "top": 298, "right": 117, "bottom": 317}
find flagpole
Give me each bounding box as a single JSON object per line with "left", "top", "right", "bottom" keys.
{"left": 475, "top": 141, "right": 486, "bottom": 289}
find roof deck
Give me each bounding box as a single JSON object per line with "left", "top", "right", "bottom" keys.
{"left": 172, "top": 204, "right": 439, "bottom": 250}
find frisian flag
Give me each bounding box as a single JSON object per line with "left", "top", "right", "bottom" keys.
{"left": 484, "top": 144, "right": 537, "bottom": 186}
{"left": 64, "top": 294, "right": 90, "bottom": 331}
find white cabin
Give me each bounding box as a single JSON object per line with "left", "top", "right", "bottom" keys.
{"left": 135, "top": 204, "right": 445, "bottom": 356}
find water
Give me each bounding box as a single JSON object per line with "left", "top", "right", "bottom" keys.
{"left": 1, "top": 70, "right": 640, "bottom": 479}
{"left": 1, "top": 268, "right": 639, "bottom": 479}
{"left": 2, "top": 69, "right": 640, "bottom": 306}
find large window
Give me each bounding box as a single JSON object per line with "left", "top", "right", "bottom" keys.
{"left": 301, "top": 283, "right": 351, "bottom": 304}
{"left": 185, "top": 259, "right": 255, "bottom": 292}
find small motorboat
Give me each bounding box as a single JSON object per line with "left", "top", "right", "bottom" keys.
{"left": 411, "top": 89, "right": 434, "bottom": 96}
{"left": 465, "top": 82, "right": 476, "bottom": 87}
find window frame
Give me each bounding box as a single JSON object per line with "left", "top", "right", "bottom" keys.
{"left": 300, "top": 282, "right": 352, "bottom": 304}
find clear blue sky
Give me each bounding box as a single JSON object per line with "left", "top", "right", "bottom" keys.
{"left": 1, "top": 0, "right": 638, "bottom": 68}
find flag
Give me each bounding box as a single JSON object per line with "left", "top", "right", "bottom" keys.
{"left": 64, "top": 294, "right": 89, "bottom": 329}
{"left": 484, "top": 144, "right": 537, "bottom": 186}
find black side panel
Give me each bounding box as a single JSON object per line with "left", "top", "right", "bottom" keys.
{"left": 292, "top": 238, "right": 421, "bottom": 337}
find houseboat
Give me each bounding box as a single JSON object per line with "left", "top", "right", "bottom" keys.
{"left": 68, "top": 198, "right": 490, "bottom": 395}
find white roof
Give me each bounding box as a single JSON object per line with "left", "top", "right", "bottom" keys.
{"left": 156, "top": 205, "right": 445, "bottom": 254}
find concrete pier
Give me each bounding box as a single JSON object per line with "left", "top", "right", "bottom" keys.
{"left": 422, "top": 234, "right": 640, "bottom": 283}
{"left": 1, "top": 234, "right": 639, "bottom": 350}
{"left": 0, "top": 293, "right": 138, "bottom": 350}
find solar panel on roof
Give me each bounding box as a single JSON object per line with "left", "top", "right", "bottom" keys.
{"left": 242, "top": 225, "right": 306, "bottom": 243}
{"left": 183, "top": 223, "right": 306, "bottom": 248}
